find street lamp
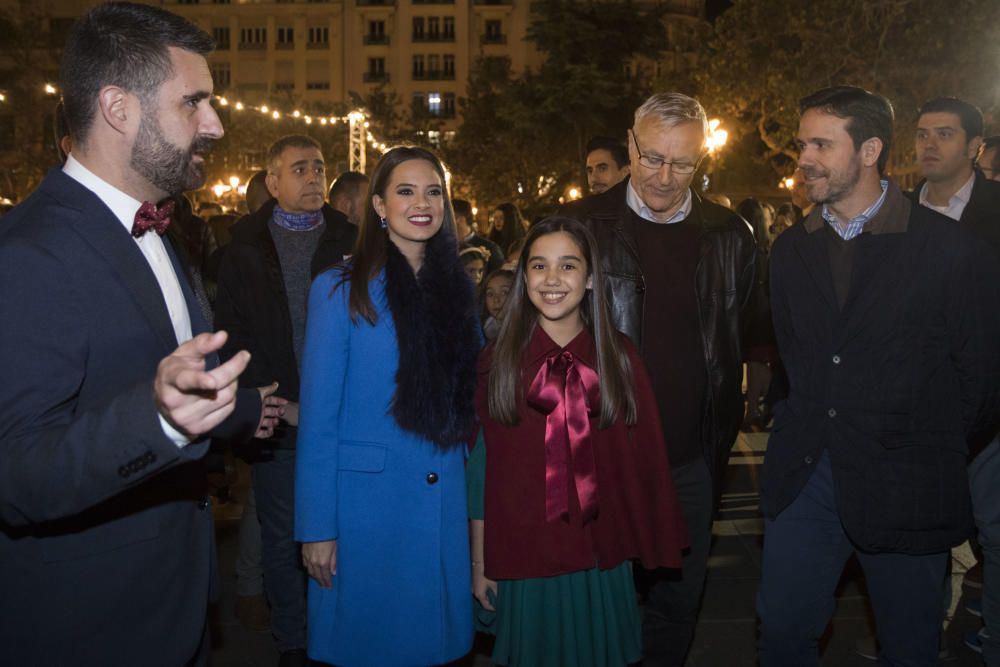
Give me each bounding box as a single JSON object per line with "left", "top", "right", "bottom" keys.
{"left": 44, "top": 83, "right": 57, "bottom": 95}
{"left": 705, "top": 118, "right": 728, "bottom": 154}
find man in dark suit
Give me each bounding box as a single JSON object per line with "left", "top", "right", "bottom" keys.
{"left": 0, "top": 3, "right": 282, "bottom": 665}
{"left": 910, "top": 96, "right": 1000, "bottom": 664}
{"left": 757, "top": 85, "right": 1000, "bottom": 666}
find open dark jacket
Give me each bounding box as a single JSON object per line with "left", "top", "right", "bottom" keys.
{"left": 215, "top": 201, "right": 357, "bottom": 447}
{"left": 762, "top": 182, "right": 1000, "bottom": 554}
{"left": 562, "top": 179, "right": 756, "bottom": 491}
{"left": 908, "top": 169, "right": 1000, "bottom": 261}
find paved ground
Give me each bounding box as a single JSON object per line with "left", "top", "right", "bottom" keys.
{"left": 208, "top": 432, "right": 987, "bottom": 666}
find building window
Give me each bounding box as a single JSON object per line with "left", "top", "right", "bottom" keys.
{"left": 210, "top": 62, "right": 231, "bottom": 89}
{"left": 177, "top": 0, "right": 199, "bottom": 4}
{"left": 412, "top": 17, "right": 425, "bottom": 41}
{"left": 212, "top": 27, "right": 230, "bottom": 50}
{"left": 412, "top": 92, "right": 425, "bottom": 112}
{"left": 365, "top": 57, "right": 388, "bottom": 82}
{"left": 274, "top": 81, "right": 294, "bottom": 92}
{"left": 482, "top": 19, "right": 505, "bottom": 44}
{"left": 308, "top": 26, "right": 329, "bottom": 48}
{"left": 212, "top": 0, "right": 231, "bottom": 4}
{"left": 412, "top": 55, "right": 425, "bottom": 78}
{"left": 277, "top": 27, "right": 294, "bottom": 49}
{"left": 443, "top": 17, "right": 455, "bottom": 40}
{"left": 365, "top": 20, "right": 387, "bottom": 45}
{"left": 306, "top": 81, "right": 331, "bottom": 90}
{"left": 240, "top": 27, "right": 267, "bottom": 50}
{"left": 443, "top": 54, "right": 455, "bottom": 79}
{"left": 428, "top": 17, "right": 440, "bottom": 40}
{"left": 442, "top": 92, "right": 456, "bottom": 118}
{"left": 427, "top": 91, "right": 441, "bottom": 115}
{"left": 427, "top": 54, "right": 440, "bottom": 78}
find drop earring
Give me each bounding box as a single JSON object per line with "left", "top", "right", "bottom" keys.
{"left": 379, "top": 216, "right": 388, "bottom": 229}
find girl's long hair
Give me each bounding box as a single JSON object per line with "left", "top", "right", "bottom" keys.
{"left": 488, "top": 217, "right": 636, "bottom": 429}
{"left": 343, "top": 146, "right": 457, "bottom": 324}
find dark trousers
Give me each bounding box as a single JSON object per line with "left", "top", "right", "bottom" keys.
{"left": 641, "top": 458, "right": 714, "bottom": 667}
{"left": 757, "top": 450, "right": 947, "bottom": 667}
{"left": 253, "top": 448, "right": 307, "bottom": 652}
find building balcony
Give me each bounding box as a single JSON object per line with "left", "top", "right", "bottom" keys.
{"left": 239, "top": 42, "right": 267, "bottom": 51}
{"left": 364, "top": 34, "right": 390, "bottom": 45}
{"left": 276, "top": 42, "right": 294, "bottom": 50}
{"left": 413, "top": 71, "right": 455, "bottom": 81}
{"left": 412, "top": 34, "right": 455, "bottom": 43}
{"left": 480, "top": 34, "right": 507, "bottom": 45}
{"left": 307, "top": 41, "right": 330, "bottom": 49}
{"left": 473, "top": 0, "right": 512, "bottom": 3}
{"left": 357, "top": 0, "right": 395, "bottom": 5}
{"left": 413, "top": 0, "right": 454, "bottom": 4}
{"left": 363, "top": 72, "right": 390, "bottom": 83}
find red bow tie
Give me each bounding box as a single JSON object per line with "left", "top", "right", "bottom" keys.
{"left": 132, "top": 200, "right": 175, "bottom": 238}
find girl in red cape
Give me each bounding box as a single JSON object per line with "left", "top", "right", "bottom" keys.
{"left": 468, "top": 216, "right": 689, "bottom": 667}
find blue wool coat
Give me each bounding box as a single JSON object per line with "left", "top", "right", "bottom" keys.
{"left": 295, "top": 268, "right": 473, "bottom": 666}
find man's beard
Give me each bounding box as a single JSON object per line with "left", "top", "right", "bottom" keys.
{"left": 130, "top": 114, "right": 214, "bottom": 196}
{"left": 801, "top": 158, "right": 861, "bottom": 206}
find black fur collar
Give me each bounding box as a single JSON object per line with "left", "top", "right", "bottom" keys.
{"left": 382, "top": 228, "right": 481, "bottom": 448}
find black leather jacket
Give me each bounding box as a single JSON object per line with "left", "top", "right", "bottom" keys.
{"left": 563, "top": 179, "right": 756, "bottom": 488}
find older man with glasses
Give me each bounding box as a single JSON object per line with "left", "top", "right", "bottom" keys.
{"left": 562, "top": 91, "right": 756, "bottom": 666}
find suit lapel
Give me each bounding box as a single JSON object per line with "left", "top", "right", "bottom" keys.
{"left": 70, "top": 196, "right": 180, "bottom": 355}
{"left": 163, "top": 234, "right": 209, "bottom": 336}
{"left": 794, "top": 228, "right": 838, "bottom": 312}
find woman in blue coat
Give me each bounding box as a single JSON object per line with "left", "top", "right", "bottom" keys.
{"left": 295, "top": 146, "right": 481, "bottom": 666}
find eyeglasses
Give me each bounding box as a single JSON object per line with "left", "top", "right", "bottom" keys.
{"left": 630, "top": 130, "right": 702, "bottom": 175}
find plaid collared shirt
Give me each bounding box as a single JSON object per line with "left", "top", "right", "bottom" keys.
{"left": 821, "top": 179, "right": 889, "bottom": 240}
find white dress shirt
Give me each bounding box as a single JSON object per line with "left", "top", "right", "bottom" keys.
{"left": 626, "top": 179, "right": 693, "bottom": 224}
{"left": 918, "top": 171, "right": 975, "bottom": 221}
{"left": 63, "top": 155, "right": 193, "bottom": 446}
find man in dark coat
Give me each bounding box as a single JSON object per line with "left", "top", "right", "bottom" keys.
{"left": 0, "top": 4, "right": 282, "bottom": 665}
{"left": 910, "top": 96, "right": 1000, "bottom": 664}
{"left": 563, "top": 92, "right": 755, "bottom": 667}
{"left": 214, "top": 134, "right": 356, "bottom": 666}
{"left": 758, "top": 86, "right": 1000, "bottom": 666}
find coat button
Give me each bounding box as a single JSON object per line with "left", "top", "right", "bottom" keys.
{"left": 426, "top": 472, "right": 439, "bottom": 485}
{"left": 804, "top": 455, "right": 813, "bottom": 465}
{"left": 832, "top": 355, "right": 841, "bottom": 364}
{"left": 197, "top": 498, "right": 210, "bottom": 510}
{"left": 828, "top": 408, "right": 837, "bottom": 418}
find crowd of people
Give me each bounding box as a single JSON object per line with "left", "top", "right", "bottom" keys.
{"left": 2, "top": 3, "right": 1000, "bottom": 667}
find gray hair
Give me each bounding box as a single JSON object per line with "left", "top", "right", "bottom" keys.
{"left": 634, "top": 92, "right": 709, "bottom": 136}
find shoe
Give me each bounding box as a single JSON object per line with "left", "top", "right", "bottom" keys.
{"left": 236, "top": 594, "right": 271, "bottom": 633}
{"left": 855, "top": 636, "right": 878, "bottom": 661}
{"left": 967, "top": 596, "right": 983, "bottom": 617}
{"left": 965, "top": 628, "right": 988, "bottom": 654}
{"left": 965, "top": 561, "right": 984, "bottom": 589}
{"left": 278, "top": 648, "right": 309, "bottom": 667}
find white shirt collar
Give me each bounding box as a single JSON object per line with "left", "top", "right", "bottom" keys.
{"left": 625, "top": 179, "right": 692, "bottom": 224}
{"left": 62, "top": 155, "right": 144, "bottom": 233}
{"left": 918, "top": 171, "right": 975, "bottom": 221}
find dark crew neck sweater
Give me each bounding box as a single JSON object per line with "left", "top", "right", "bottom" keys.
{"left": 631, "top": 207, "right": 706, "bottom": 467}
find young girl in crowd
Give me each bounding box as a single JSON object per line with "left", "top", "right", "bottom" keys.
{"left": 468, "top": 217, "right": 689, "bottom": 667}
{"left": 460, "top": 246, "right": 489, "bottom": 285}
{"left": 296, "top": 146, "right": 481, "bottom": 666}
{"left": 480, "top": 268, "right": 513, "bottom": 341}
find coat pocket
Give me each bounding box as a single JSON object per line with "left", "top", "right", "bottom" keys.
{"left": 338, "top": 441, "right": 388, "bottom": 473}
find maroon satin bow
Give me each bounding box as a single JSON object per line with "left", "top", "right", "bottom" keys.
{"left": 527, "top": 350, "right": 601, "bottom": 524}
{"left": 132, "top": 200, "right": 175, "bottom": 238}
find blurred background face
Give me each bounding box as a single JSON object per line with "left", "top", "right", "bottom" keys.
{"left": 586, "top": 148, "right": 629, "bottom": 194}
{"left": 484, "top": 273, "right": 512, "bottom": 318}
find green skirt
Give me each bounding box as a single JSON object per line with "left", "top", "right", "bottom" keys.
{"left": 476, "top": 562, "right": 641, "bottom": 667}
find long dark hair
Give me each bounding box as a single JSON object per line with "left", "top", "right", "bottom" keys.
{"left": 488, "top": 217, "right": 636, "bottom": 429}
{"left": 489, "top": 202, "right": 527, "bottom": 256}
{"left": 345, "top": 146, "right": 457, "bottom": 324}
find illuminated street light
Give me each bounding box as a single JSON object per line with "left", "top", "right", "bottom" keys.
{"left": 235, "top": 101, "right": 245, "bottom": 111}
{"left": 568, "top": 187, "right": 581, "bottom": 200}
{"left": 705, "top": 118, "right": 728, "bottom": 154}
{"left": 272, "top": 110, "right": 281, "bottom": 120}
{"left": 44, "top": 83, "right": 57, "bottom": 95}
{"left": 229, "top": 175, "right": 240, "bottom": 189}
